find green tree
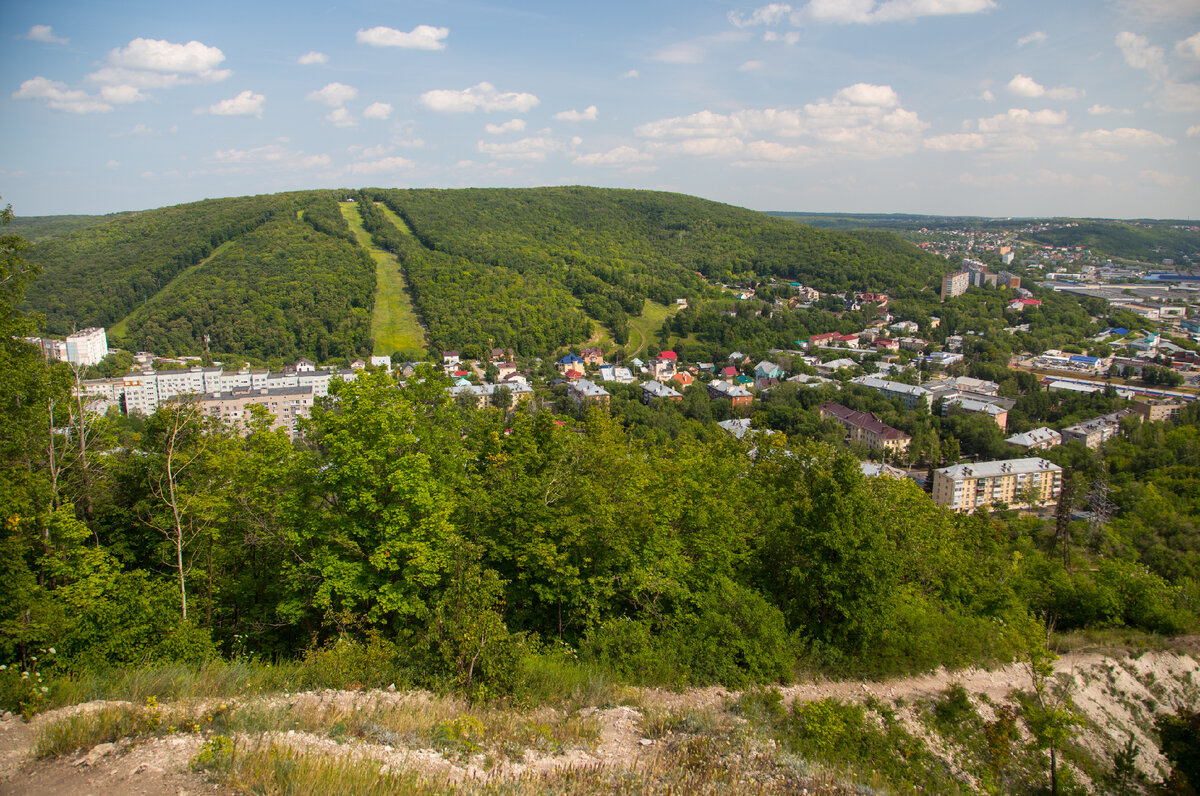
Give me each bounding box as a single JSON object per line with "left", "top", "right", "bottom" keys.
{"left": 293, "top": 369, "right": 459, "bottom": 633}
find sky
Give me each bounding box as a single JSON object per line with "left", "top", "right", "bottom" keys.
{"left": 2, "top": 0, "right": 1199, "bottom": 219}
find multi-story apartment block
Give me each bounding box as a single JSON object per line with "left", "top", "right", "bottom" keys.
{"left": 1132, "top": 398, "right": 1184, "bottom": 423}
{"left": 65, "top": 327, "right": 109, "bottom": 367}
{"left": 819, "top": 402, "right": 911, "bottom": 453}
{"left": 201, "top": 386, "right": 315, "bottom": 439}
{"left": 932, "top": 458, "right": 1063, "bottom": 512}
{"left": 941, "top": 270, "right": 970, "bottom": 301}
{"left": 1061, "top": 409, "right": 1134, "bottom": 449}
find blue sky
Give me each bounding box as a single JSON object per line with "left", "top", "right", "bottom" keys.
{"left": 2, "top": 0, "right": 1198, "bottom": 218}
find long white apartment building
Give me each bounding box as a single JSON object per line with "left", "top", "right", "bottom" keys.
{"left": 932, "top": 458, "right": 1063, "bottom": 512}
{"left": 85, "top": 365, "right": 356, "bottom": 415}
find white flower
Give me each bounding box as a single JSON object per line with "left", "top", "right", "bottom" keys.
{"left": 40, "top": 687, "right": 48, "bottom": 693}
{"left": 0, "top": 664, "right": 7, "bottom": 670}
{"left": 21, "top": 672, "right": 29, "bottom": 678}
{"left": 48, "top": 648, "right": 55, "bottom": 655}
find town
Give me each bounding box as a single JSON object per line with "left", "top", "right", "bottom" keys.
{"left": 41, "top": 244, "right": 1199, "bottom": 520}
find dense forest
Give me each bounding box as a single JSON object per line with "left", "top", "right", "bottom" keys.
{"left": 117, "top": 211, "right": 375, "bottom": 361}
{"left": 20, "top": 187, "right": 958, "bottom": 360}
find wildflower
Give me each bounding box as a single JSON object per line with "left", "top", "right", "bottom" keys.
{"left": 30, "top": 656, "right": 36, "bottom": 662}
{"left": 0, "top": 664, "right": 7, "bottom": 670}
{"left": 21, "top": 672, "right": 29, "bottom": 678}
{"left": 48, "top": 648, "right": 55, "bottom": 655}
{"left": 40, "top": 687, "right": 48, "bottom": 693}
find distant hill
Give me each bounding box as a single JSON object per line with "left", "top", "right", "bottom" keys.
{"left": 21, "top": 187, "right": 955, "bottom": 361}
{"left": 769, "top": 211, "right": 1200, "bottom": 264}
{"left": 7, "top": 213, "right": 131, "bottom": 242}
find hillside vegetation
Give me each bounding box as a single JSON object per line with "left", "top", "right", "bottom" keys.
{"left": 21, "top": 187, "right": 953, "bottom": 361}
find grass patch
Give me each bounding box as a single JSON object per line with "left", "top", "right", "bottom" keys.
{"left": 339, "top": 202, "right": 426, "bottom": 359}
{"left": 627, "top": 299, "right": 679, "bottom": 358}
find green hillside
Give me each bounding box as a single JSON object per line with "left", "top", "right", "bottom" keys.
{"left": 22, "top": 187, "right": 954, "bottom": 361}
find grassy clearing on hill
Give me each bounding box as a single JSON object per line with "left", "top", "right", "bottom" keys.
{"left": 339, "top": 202, "right": 427, "bottom": 359}
{"left": 628, "top": 299, "right": 679, "bottom": 357}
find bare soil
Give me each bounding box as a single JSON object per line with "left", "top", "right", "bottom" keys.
{"left": 1, "top": 648, "right": 1195, "bottom": 795}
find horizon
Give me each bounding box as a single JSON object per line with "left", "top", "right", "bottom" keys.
{"left": 3, "top": 0, "right": 1198, "bottom": 218}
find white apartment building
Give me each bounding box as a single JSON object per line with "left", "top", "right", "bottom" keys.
{"left": 932, "top": 458, "right": 1063, "bottom": 512}
{"left": 65, "top": 327, "right": 108, "bottom": 367}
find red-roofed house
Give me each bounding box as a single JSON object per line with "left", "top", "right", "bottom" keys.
{"left": 673, "top": 371, "right": 694, "bottom": 388}
{"left": 808, "top": 333, "right": 838, "bottom": 349}
{"left": 650, "top": 351, "right": 678, "bottom": 380}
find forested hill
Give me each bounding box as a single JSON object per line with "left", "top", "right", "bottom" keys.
{"left": 21, "top": 187, "right": 953, "bottom": 361}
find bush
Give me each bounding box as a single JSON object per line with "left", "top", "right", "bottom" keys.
{"left": 295, "top": 634, "right": 410, "bottom": 691}
{"left": 673, "top": 578, "right": 795, "bottom": 688}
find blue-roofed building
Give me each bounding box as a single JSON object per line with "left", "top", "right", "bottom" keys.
{"left": 556, "top": 353, "right": 585, "bottom": 374}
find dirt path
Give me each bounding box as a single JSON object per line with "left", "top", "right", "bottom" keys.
{"left": 1, "top": 649, "right": 1195, "bottom": 794}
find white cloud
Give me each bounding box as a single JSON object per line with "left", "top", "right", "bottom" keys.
{"left": 836, "top": 82, "right": 899, "bottom": 106}
{"left": 1154, "top": 81, "right": 1200, "bottom": 111}
{"left": 740, "top": 60, "right": 766, "bottom": 71}
{"left": 979, "top": 89, "right": 996, "bottom": 102}
{"left": 108, "top": 37, "right": 226, "bottom": 75}
{"left": 341, "top": 156, "right": 415, "bottom": 175}
{"left": 763, "top": 30, "right": 802, "bottom": 44}
{"left": 349, "top": 144, "right": 392, "bottom": 158}
{"left": 307, "top": 82, "right": 358, "bottom": 107}
{"left": 1006, "top": 74, "right": 1081, "bottom": 100}
{"left": 485, "top": 118, "right": 526, "bottom": 134}
{"left": 13, "top": 76, "right": 111, "bottom": 114}
{"left": 84, "top": 38, "right": 231, "bottom": 93}
{"left": 924, "top": 133, "right": 988, "bottom": 151}
{"left": 362, "top": 102, "right": 393, "bottom": 120}
{"left": 298, "top": 51, "right": 328, "bottom": 65}
{"left": 635, "top": 84, "right": 926, "bottom": 163}
{"left": 729, "top": 4, "right": 794, "bottom": 27}
{"left": 26, "top": 25, "right": 68, "bottom": 44}
{"left": 554, "top": 105, "right": 599, "bottom": 121}
{"left": 100, "top": 85, "right": 146, "bottom": 105}
{"left": 1017, "top": 31, "right": 1047, "bottom": 47}
{"left": 1078, "top": 127, "right": 1175, "bottom": 147}
{"left": 976, "top": 108, "right": 1069, "bottom": 132}
{"left": 654, "top": 41, "right": 706, "bottom": 63}
{"left": 206, "top": 89, "right": 265, "bottom": 117}
{"left": 737, "top": 140, "right": 819, "bottom": 164}
{"left": 1177, "top": 32, "right": 1200, "bottom": 59}
{"left": 1188, "top": 124, "right": 1200, "bottom": 136}
{"left": 573, "top": 146, "right": 655, "bottom": 166}
{"left": 211, "top": 144, "right": 329, "bottom": 169}
{"left": 325, "top": 108, "right": 357, "bottom": 127}
{"left": 420, "top": 82, "right": 539, "bottom": 113}
{"left": 476, "top": 136, "right": 568, "bottom": 161}
{"left": 1139, "top": 169, "right": 1188, "bottom": 187}
{"left": 790, "top": 0, "right": 996, "bottom": 25}
{"left": 1007, "top": 74, "right": 1044, "bottom": 97}
{"left": 105, "top": 159, "right": 119, "bottom": 169}
{"left": 621, "top": 69, "right": 640, "bottom": 79}
{"left": 1116, "top": 31, "right": 1167, "bottom": 79}
{"left": 356, "top": 25, "right": 449, "bottom": 50}
{"left": 1087, "top": 104, "right": 1132, "bottom": 115}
